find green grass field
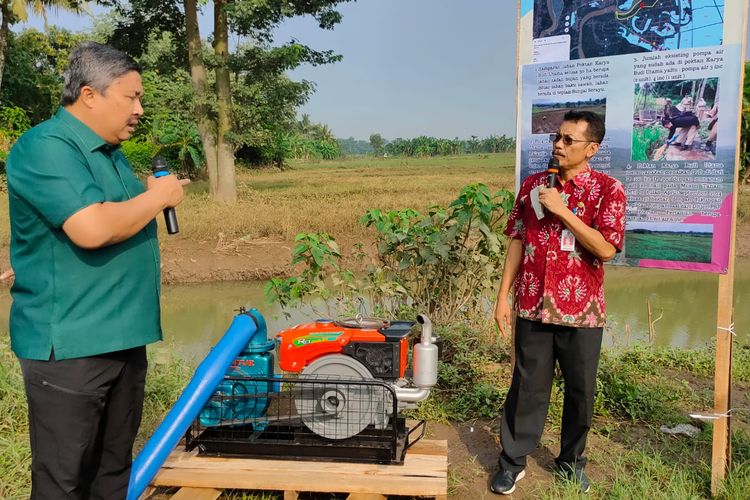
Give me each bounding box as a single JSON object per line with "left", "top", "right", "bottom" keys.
{"left": 625, "top": 231, "right": 713, "bottom": 263}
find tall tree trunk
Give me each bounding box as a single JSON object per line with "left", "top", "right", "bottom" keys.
{"left": 183, "top": 0, "right": 219, "bottom": 197}
{"left": 0, "top": 3, "right": 11, "bottom": 92}
{"left": 213, "top": 0, "right": 237, "bottom": 203}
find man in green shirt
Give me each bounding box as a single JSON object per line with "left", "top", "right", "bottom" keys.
{"left": 6, "top": 42, "right": 187, "bottom": 499}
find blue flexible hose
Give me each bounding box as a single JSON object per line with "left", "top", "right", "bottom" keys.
{"left": 126, "top": 310, "right": 262, "bottom": 500}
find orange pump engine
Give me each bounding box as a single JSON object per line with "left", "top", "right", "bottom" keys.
{"left": 276, "top": 318, "right": 415, "bottom": 380}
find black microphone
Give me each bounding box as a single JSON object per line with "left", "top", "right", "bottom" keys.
{"left": 151, "top": 156, "right": 179, "bottom": 235}
{"left": 546, "top": 157, "right": 559, "bottom": 189}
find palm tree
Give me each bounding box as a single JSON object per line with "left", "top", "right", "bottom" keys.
{"left": 297, "top": 113, "right": 314, "bottom": 136}
{"left": 0, "top": 0, "right": 85, "bottom": 91}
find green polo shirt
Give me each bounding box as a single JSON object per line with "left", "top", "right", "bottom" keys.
{"left": 6, "top": 108, "right": 162, "bottom": 360}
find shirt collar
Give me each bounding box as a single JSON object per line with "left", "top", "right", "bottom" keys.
{"left": 569, "top": 163, "right": 592, "bottom": 189}
{"left": 55, "top": 107, "right": 120, "bottom": 154}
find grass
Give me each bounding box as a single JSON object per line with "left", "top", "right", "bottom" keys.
{"left": 625, "top": 231, "right": 713, "bottom": 263}
{"left": 0, "top": 339, "right": 30, "bottom": 500}
{"left": 0, "top": 338, "right": 189, "bottom": 500}
{"left": 3, "top": 332, "right": 750, "bottom": 498}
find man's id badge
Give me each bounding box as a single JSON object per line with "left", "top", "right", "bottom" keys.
{"left": 560, "top": 229, "right": 576, "bottom": 252}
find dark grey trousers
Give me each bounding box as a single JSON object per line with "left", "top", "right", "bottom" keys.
{"left": 19, "top": 346, "right": 147, "bottom": 500}
{"left": 499, "top": 318, "right": 603, "bottom": 473}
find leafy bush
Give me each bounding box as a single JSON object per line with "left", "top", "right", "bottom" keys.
{"left": 289, "top": 136, "right": 341, "bottom": 160}
{"left": 137, "top": 69, "right": 204, "bottom": 176}
{"left": 0, "top": 106, "right": 31, "bottom": 141}
{"left": 414, "top": 324, "right": 510, "bottom": 421}
{"left": 148, "top": 114, "right": 204, "bottom": 175}
{"left": 0, "top": 106, "right": 32, "bottom": 172}
{"left": 266, "top": 183, "right": 515, "bottom": 323}
{"left": 265, "top": 232, "right": 353, "bottom": 314}
{"left": 120, "top": 139, "right": 160, "bottom": 175}
{"left": 360, "top": 183, "right": 514, "bottom": 322}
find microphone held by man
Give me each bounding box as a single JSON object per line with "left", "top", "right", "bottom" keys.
{"left": 151, "top": 156, "right": 181, "bottom": 235}
{"left": 546, "top": 156, "right": 559, "bottom": 189}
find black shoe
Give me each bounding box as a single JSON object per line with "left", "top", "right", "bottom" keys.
{"left": 490, "top": 468, "right": 526, "bottom": 495}
{"left": 555, "top": 462, "right": 590, "bottom": 493}
{"left": 679, "top": 144, "right": 690, "bottom": 151}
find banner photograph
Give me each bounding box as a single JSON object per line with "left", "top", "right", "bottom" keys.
{"left": 517, "top": 0, "right": 743, "bottom": 273}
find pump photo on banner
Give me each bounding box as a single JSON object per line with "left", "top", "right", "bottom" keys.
{"left": 632, "top": 77, "right": 719, "bottom": 162}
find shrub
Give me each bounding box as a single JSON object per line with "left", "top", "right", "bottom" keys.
{"left": 120, "top": 139, "right": 160, "bottom": 176}
{"left": 359, "top": 183, "right": 514, "bottom": 323}
{"left": 266, "top": 183, "right": 515, "bottom": 323}
{"left": 0, "top": 106, "right": 31, "bottom": 172}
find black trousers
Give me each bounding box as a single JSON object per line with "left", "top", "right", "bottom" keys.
{"left": 499, "top": 318, "right": 602, "bottom": 473}
{"left": 19, "top": 346, "right": 148, "bottom": 500}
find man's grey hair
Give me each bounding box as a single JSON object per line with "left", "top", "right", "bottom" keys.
{"left": 61, "top": 42, "right": 141, "bottom": 106}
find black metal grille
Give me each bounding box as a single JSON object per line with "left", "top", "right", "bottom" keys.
{"left": 185, "top": 375, "right": 426, "bottom": 465}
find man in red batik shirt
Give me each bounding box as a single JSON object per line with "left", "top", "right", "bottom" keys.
{"left": 490, "top": 110, "right": 626, "bottom": 495}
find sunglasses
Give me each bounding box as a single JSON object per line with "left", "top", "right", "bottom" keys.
{"left": 549, "top": 133, "right": 594, "bottom": 146}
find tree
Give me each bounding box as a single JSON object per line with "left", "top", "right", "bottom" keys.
{"left": 0, "top": 0, "right": 85, "bottom": 91}
{"left": 108, "top": 0, "right": 187, "bottom": 74}
{"left": 369, "top": 133, "right": 385, "bottom": 156}
{"left": 183, "top": 0, "right": 351, "bottom": 202}
{"left": 1, "top": 27, "right": 90, "bottom": 124}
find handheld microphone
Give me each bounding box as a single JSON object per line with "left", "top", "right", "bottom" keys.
{"left": 546, "top": 157, "right": 559, "bottom": 189}
{"left": 151, "top": 156, "right": 180, "bottom": 235}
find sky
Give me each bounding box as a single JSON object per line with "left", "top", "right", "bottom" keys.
{"left": 18, "top": 1, "right": 750, "bottom": 141}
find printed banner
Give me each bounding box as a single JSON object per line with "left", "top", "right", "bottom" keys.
{"left": 517, "top": 0, "right": 747, "bottom": 273}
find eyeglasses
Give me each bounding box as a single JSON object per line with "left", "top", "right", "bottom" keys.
{"left": 549, "top": 133, "right": 595, "bottom": 146}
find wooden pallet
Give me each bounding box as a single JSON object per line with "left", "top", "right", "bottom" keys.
{"left": 148, "top": 439, "right": 448, "bottom": 499}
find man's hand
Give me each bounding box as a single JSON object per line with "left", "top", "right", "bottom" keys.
{"left": 146, "top": 175, "right": 190, "bottom": 209}
{"left": 1, "top": 267, "right": 15, "bottom": 283}
{"left": 494, "top": 296, "right": 512, "bottom": 338}
{"left": 538, "top": 186, "right": 567, "bottom": 216}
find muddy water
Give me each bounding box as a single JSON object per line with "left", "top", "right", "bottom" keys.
{"left": 0, "top": 261, "right": 747, "bottom": 360}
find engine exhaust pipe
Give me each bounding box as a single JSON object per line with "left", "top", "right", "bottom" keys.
{"left": 413, "top": 314, "right": 438, "bottom": 388}
{"left": 394, "top": 314, "right": 438, "bottom": 403}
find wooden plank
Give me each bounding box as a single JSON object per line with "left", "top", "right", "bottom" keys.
{"left": 154, "top": 440, "right": 448, "bottom": 497}
{"left": 406, "top": 439, "right": 448, "bottom": 456}
{"left": 347, "top": 494, "right": 386, "bottom": 500}
{"left": 139, "top": 486, "right": 156, "bottom": 499}
{"left": 712, "top": 270, "right": 735, "bottom": 494}
{"left": 711, "top": 3, "right": 747, "bottom": 490}
{"left": 710, "top": 3, "right": 749, "bottom": 494}
{"left": 170, "top": 487, "right": 221, "bottom": 500}
{"left": 153, "top": 469, "right": 446, "bottom": 496}
{"left": 161, "top": 450, "right": 447, "bottom": 479}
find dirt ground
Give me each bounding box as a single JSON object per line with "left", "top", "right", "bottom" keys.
{"left": 428, "top": 420, "right": 622, "bottom": 499}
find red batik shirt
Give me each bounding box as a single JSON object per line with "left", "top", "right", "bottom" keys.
{"left": 504, "top": 165, "right": 626, "bottom": 328}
